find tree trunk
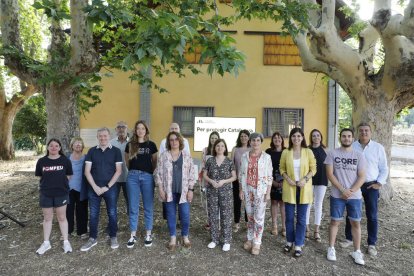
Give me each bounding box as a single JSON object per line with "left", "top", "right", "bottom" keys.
{"left": 0, "top": 106, "right": 19, "bottom": 160}
{"left": 45, "top": 84, "right": 79, "bottom": 154}
{"left": 351, "top": 87, "right": 394, "bottom": 201}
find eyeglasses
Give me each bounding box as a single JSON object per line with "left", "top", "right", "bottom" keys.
{"left": 116, "top": 126, "right": 126, "bottom": 129}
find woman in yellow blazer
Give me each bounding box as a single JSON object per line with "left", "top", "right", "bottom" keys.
{"left": 280, "top": 128, "right": 316, "bottom": 258}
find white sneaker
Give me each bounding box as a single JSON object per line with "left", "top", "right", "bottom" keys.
{"left": 327, "top": 247, "right": 336, "bottom": 261}
{"left": 339, "top": 239, "right": 353, "bottom": 248}
{"left": 368, "top": 245, "right": 377, "bottom": 256}
{"left": 222, "top": 243, "right": 230, "bottom": 252}
{"left": 36, "top": 241, "right": 51, "bottom": 255}
{"left": 110, "top": 237, "right": 119, "bottom": 249}
{"left": 207, "top": 242, "right": 217, "bottom": 249}
{"left": 63, "top": 240, "right": 72, "bottom": 253}
{"left": 350, "top": 250, "right": 365, "bottom": 265}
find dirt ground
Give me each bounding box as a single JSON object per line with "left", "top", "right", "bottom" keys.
{"left": 0, "top": 154, "right": 413, "bottom": 275}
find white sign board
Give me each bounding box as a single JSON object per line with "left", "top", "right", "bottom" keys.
{"left": 194, "top": 117, "right": 256, "bottom": 152}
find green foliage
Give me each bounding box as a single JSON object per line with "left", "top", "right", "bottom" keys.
{"left": 13, "top": 94, "right": 47, "bottom": 154}
{"left": 87, "top": 0, "right": 246, "bottom": 92}
{"left": 74, "top": 72, "right": 107, "bottom": 115}
{"left": 338, "top": 87, "right": 353, "bottom": 130}
{"left": 33, "top": 0, "right": 71, "bottom": 20}
{"left": 338, "top": 0, "right": 368, "bottom": 39}
{"left": 19, "top": 0, "right": 47, "bottom": 60}
{"left": 232, "top": 0, "right": 315, "bottom": 36}
{"left": 395, "top": 107, "right": 414, "bottom": 126}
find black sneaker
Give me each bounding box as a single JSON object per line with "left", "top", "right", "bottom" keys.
{"left": 144, "top": 234, "right": 153, "bottom": 247}
{"left": 127, "top": 236, "right": 136, "bottom": 249}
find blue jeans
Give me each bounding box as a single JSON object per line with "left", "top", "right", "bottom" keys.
{"left": 285, "top": 202, "right": 308, "bottom": 247}
{"left": 345, "top": 184, "right": 379, "bottom": 245}
{"left": 88, "top": 185, "right": 119, "bottom": 239}
{"left": 165, "top": 193, "right": 190, "bottom": 237}
{"left": 127, "top": 170, "right": 154, "bottom": 232}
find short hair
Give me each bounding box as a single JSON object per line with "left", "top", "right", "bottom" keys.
{"left": 212, "top": 139, "right": 229, "bottom": 157}
{"left": 97, "top": 127, "right": 111, "bottom": 135}
{"left": 249, "top": 132, "right": 264, "bottom": 142}
{"left": 235, "top": 129, "right": 251, "bottom": 148}
{"left": 115, "top": 121, "right": 128, "bottom": 128}
{"left": 288, "top": 127, "right": 307, "bottom": 149}
{"left": 357, "top": 122, "right": 371, "bottom": 130}
{"left": 166, "top": 131, "right": 184, "bottom": 151}
{"left": 340, "top": 128, "right": 354, "bottom": 137}
{"left": 270, "top": 131, "right": 285, "bottom": 150}
{"left": 70, "top": 137, "right": 85, "bottom": 151}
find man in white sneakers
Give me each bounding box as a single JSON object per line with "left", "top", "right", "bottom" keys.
{"left": 325, "top": 128, "right": 366, "bottom": 265}
{"left": 341, "top": 122, "right": 388, "bottom": 257}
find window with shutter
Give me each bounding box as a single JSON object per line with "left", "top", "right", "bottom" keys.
{"left": 263, "top": 108, "right": 304, "bottom": 137}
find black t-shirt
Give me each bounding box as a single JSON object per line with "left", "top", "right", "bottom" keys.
{"left": 310, "top": 146, "right": 328, "bottom": 186}
{"left": 35, "top": 155, "right": 73, "bottom": 197}
{"left": 125, "top": 141, "right": 158, "bottom": 174}
{"left": 265, "top": 148, "right": 283, "bottom": 181}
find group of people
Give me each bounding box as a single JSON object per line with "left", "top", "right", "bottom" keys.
{"left": 34, "top": 121, "right": 388, "bottom": 266}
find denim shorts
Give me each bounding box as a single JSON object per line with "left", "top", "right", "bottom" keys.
{"left": 330, "top": 196, "right": 362, "bottom": 221}
{"left": 39, "top": 193, "right": 69, "bottom": 208}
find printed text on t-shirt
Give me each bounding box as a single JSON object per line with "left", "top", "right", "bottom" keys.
{"left": 43, "top": 166, "right": 64, "bottom": 171}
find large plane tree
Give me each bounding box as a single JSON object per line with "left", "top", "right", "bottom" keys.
{"left": 233, "top": 0, "right": 414, "bottom": 198}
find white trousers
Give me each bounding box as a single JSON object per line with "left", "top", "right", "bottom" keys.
{"left": 306, "top": 185, "right": 327, "bottom": 226}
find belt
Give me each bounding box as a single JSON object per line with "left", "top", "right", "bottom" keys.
{"left": 364, "top": 180, "right": 377, "bottom": 185}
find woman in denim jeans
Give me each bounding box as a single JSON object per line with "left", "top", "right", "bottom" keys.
{"left": 125, "top": 120, "right": 158, "bottom": 248}
{"left": 154, "top": 131, "right": 195, "bottom": 251}
{"left": 280, "top": 128, "right": 316, "bottom": 257}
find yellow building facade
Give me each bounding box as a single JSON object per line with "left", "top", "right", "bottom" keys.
{"left": 80, "top": 8, "right": 336, "bottom": 159}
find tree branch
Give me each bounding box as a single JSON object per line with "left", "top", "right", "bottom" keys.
{"left": 321, "top": 0, "right": 335, "bottom": 27}
{"left": 359, "top": 25, "right": 379, "bottom": 75}
{"left": 8, "top": 84, "right": 37, "bottom": 109}
{"left": 69, "top": 0, "right": 98, "bottom": 74}
{"left": 0, "top": 0, "right": 40, "bottom": 84}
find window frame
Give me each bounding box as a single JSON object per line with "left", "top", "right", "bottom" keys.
{"left": 262, "top": 108, "right": 304, "bottom": 138}
{"left": 173, "top": 106, "right": 215, "bottom": 137}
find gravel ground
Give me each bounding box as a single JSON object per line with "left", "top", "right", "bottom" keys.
{"left": 0, "top": 154, "right": 413, "bottom": 275}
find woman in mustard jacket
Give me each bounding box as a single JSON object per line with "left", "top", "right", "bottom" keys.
{"left": 280, "top": 128, "right": 316, "bottom": 257}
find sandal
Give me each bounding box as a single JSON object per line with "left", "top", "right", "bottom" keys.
{"left": 294, "top": 249, "right": 303, "bottom": 257}
{"left": 281, "top": 228, "right": 286, "bottom": 237}
{"left": 314, "top": 231, "right": 321, "bottom": 242}
{"left": 182, "top": 238, "right": 192, "bottom": 249}
{"left": 283, "top": 244, "right": 292, "bottom": 253}
{"left": 271, "top": 226, "right": 278, "bottom": 236}
{"left": 166, "top": 243, "right": 176, "bottom": 252}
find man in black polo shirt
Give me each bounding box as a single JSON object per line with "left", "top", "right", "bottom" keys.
{"left": 81, "top": 127, "right": 122, "bottom": 251}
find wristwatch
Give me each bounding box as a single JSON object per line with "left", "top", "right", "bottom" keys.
{"left": 188, "top": 188, "right": 194, "bottom": 192}
{"left": 304, "top": 176, "right": 309, "bottom": 182}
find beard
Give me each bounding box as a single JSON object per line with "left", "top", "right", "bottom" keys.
{"left": 341, "top": 142, "right": 352, "bottom": 148}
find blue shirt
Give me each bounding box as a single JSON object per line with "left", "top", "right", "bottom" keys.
{"left": 68, "top": 154, "right": 85, "bottom": 192}
{"left": 85, "top": 144, "right": 123, "bottom": 187}
{"left": 352, "top": 140, "right": 388, "bottom": 185}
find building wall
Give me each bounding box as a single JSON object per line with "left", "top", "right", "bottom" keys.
{"left": 80, "top": 17, "right": 328, "bottom": 159}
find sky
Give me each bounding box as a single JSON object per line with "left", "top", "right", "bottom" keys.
{"left": 345, "top": 0, "right": 405, "bottom": 20}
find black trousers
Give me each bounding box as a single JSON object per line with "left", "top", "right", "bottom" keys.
{"left": 232, "top": 180, "right": 248, "bottom": 223}
{"left": 66, "top": 189, "right": 88, "bottom": 235}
